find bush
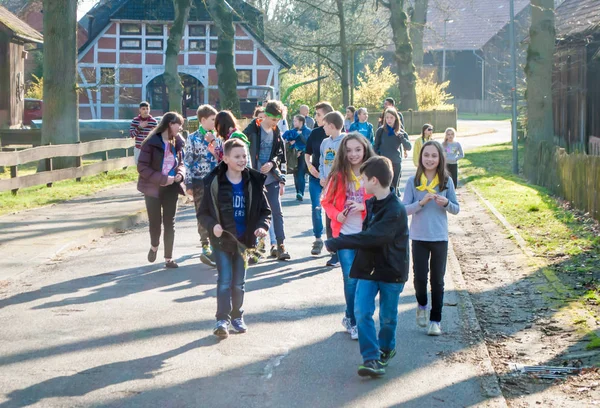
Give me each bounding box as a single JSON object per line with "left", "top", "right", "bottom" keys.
{"left": 25, "top": 74, "right": 43, "bottom": 100}
{"left": 280, "top": 65, "right": 342, "bottom": 113}
{"left": 354, "top": 57, "right": 398, "bottom": 109}
{"left": 416, "top": 73, "right": 454, "bottom": 111}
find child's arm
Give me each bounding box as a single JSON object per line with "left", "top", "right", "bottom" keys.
{"left": 137, "top": 143, "right": 168, "bottom": 186}
{"left": 318, "top": 143, "right": 325, "bottom": 181}
{"left": 368, "top": 124, "right": 375, "bottom": 144}
{"left": 349, "top": 122, "right": 358, "bottom": 132}
{"left": 442, "top": 178, "right": 460, "bottom": 215}
{"left": 320, "top": 177, "right": 342, "bottom": 223}
{"left": 256, "top": 188, "right": 272, "bottom": 232}
{"left": 412, "top": 139, "right": 421, "bottom": 167}
{"left": 183, "top": 135, "right": 196, "bottom": 189}
{"left": 402, "top": 179, "right": 424, "bottom": 215}
{"left": 456, "top": 143, "right": 465, "bottom": 161}
{"left": 400, "top": 131, "right": 412, "bottom": 151}
{"left": 129, "top": 118, "right": 139, "bottom": 140}
{"left": 374, "top": 128, "right": 382, "bottom": 154}
{"left": 197, "top": 178, "right": 219, "bottom": 233}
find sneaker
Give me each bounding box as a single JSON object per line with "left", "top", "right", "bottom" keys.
{"left": 269, "top": 245, "right": 277, "bottom": 258}
{"left": 311, "top": 239, "right": 324, "bottom": 256}
{"left": 277, "top": 244, "right": 291, "bottom": 261}
{"left": 379, "top": 349, "right": 396, "bottom": 366}
{"left": 326, "top": 253, "right": 340, "bottom": 267}
{"left": 213, "top": 320, "right": 229, "bottom": 338}
{"left": 427, "top": 321, "right": 442, "bottom": 336}
{"left": 341, "top": 316, "right": 352, "bottom": 333}
{"left": 296, "top": 193, "right": 303, "bottom": 202}
{"left": 231, "top": 317, "right": 248, "bottom": 333}
{"left": 357, "top": 360, "right": 385, "bottom": 377}
{"left": 350, "top": 326, "right": 358, "bottom": 340}
{"left": 200, "top": 244, "right": 216, "bottom": 267}
{"left": 147, "top": 248, "right": 157, "bottom": 263}
{"left": 165, "top": 260, "right": 179, "bottom": 269}
{"left": 416, "top": 306, "right": 428, "bottom": 328}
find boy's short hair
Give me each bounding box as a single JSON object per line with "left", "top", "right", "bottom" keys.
{"left": 385, "top": 97, "right": 395, "bottom": 106}
{"left": 322, "top": 111, "right": 344, "bottom": 130}
{"left": 264, "top": 100, "right": 283, "bottom": 118}
{"left": 223, "top": 138, "right": 246, "bottom": 156}
{"left": 139, "top": 101, "right": 150, "bottom": 108}
{"left": 357, "top": 107, "right": 368, "bottom": 116}
{"left": 196, "top": 104, "right": 218, "bottom": 120}
{"left": 314, "top": 101, "right": 334, "bottom": 114}
{"left": 294, "top": 114, "right": 306, "bottom": 126}
{"left": 360, "top": 156, "right": 393, "bottom": 188}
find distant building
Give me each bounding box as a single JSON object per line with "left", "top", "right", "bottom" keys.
{"left": 76, "top": 0, "right": 289, "bottom": 120}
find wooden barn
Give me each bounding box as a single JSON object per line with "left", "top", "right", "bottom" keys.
{"left": 77, "top": 0, "right": 289, "bottom": 120}
{"left": 0, "top": 6, "right": 43, "bottom": 129}
{"left": 553, "top": 0, "right": 600, "bottom": 153}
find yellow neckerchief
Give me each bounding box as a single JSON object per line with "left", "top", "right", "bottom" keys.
{"left": 416, "top": 173, "right": 439, "bottom": 193}
{"left": 349, "top": 169, "right": 361, "bottom": 191}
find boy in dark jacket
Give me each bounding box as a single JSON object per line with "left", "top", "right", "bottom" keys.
{"left": 325, "top": 156, "right": 409, "bottom": 377}
{"left": 198, "top": 138, "right": 271, "bottom": 338}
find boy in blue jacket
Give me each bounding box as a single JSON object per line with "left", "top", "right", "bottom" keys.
{"left": 282, "top": 114, "right": 311, "bottom": 201}
{"left": 349, "top": 107, "right": 375, "bottom": 145}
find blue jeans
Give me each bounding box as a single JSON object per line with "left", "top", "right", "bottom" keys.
{"left": 214, "top": 248, "right": 246, "bottom": 322}
{"left": 338, "top": 248, "right": 358, "bottom": 326}
{"left": 355, "top": 279, "right": 405, "bottom": 362}
{"left": 308, "top": 176, "right": 323, "bottom": 239}
{"left": 294, "top": 155, "right": 307, "bottom": 196}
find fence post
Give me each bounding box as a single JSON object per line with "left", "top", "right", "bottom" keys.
{"left": 10, "top": 147, "right": 18, "bottom": 196}
{"left": 76, "top": 141, "right": 82, "bottom": 182}
{"left": 433, "top": 109, "right": 438, "bottom": 131}
{"left": 103, "top": 138, "right": 109, "bottom": 175}
{"left": 45, "top": 143, "right": 53, "bottom": 188}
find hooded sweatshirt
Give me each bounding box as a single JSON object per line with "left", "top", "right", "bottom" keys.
{"left": 319, "top": 133, "right": 346, "bottom": 182}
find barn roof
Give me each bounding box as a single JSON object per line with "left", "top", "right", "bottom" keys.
{"left": 422, "top": 0, "right": 529, "bottom": 52}
{"left": 0, "top": 5, "right": 43, "bottom": 43}
{"left": 555, "top": 0, "right": 600, "bottom": 39}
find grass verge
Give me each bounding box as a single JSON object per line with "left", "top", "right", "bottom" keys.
{"left": 458, "top": 112, "right": 511, "bottom": 121}
{"left": 0, "top": 166, "right": 138, "bottom": 216}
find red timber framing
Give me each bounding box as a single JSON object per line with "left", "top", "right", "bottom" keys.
{"left": 77, "top": 21, "right": 282, "bottom": 119}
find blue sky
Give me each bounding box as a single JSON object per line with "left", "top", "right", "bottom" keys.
{"left": 78, "top": 0, "right": 100, "bottom": 21}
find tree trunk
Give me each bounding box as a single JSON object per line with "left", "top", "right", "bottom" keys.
{"left": 164, "top": 0, "right": 192, "bottom": 114}
{"left": 207, "top": 0, "right": 241, "bottom": 117}
{"left": 388, "top": 0, "right": 419, "bottom": 111}
{"left": 409, "top": 0, "right": 429, "bottom": 68}
{"left": 335, "top": 0, "right": 350, "bottom": 107}
{"left": 40, "top": 0, "right": 79, "bottom": 170}
{"left": 524, "top": 0, "right": 555, "bottom": 179}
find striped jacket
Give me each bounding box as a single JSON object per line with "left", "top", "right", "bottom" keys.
{"left": 129, "top": 115, "right": 158, "bottom": 149}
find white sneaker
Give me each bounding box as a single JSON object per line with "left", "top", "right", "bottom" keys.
{"left": 342, "top": 316, "right": 352, "bottom": 333}
{"left": 416, "top": 307, "right": 428, "bottom": 327}
{"left": 427, "top": 321, "right": 442, "bottom": 336}
{"left": 350, "top": 326, "right": 358, "bottom": 340}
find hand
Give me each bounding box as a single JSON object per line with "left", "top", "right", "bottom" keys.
{"left": 205, "top": 132, "right": 215, "bottom": 143}
{"left": 404, "top": 151, "right": 408, "bottom": 159}
{"left": 336, "top": 212, "right": 347, "bottom": 223}
{"left": 213, "top": 224, "right": 223, "bottom": 238}
{"left": 434, "top": 194, "right": 449, "bottom": 207}
{"left": 139, "top": 121, "right": 148, "bottom": 128}
{"left": 174, "top": 174, "right": 183, "bottom": 183}
{"left": 260, "top": 162, "right": 274, "bottom": 174}
{"left": 347, "top": 201, "right": 365, "bottom": 213}
{"left": 309, "top": 166, "right": 319, "bottom": 179}
{"left": 207, "top": 141, "right": 216, "bottom": 156}
{"left": 320, "top": 179, "right": 326, "bottom": 187}
{"left": 279, "top": 182, "right": 285, "bottom": 196}
{"left": 420, "top": 193, "right": 436, "bottom": 206}
{"left": 254, "top": 228, "right": 267, "bottom": 238}
{"left": 297, "top": 151, "right": 302, "bottom": 158}
{"left": 289, "top": 140, "right": 296, "bottom": 145}
{"left": 166, "top": 176, "right": 175, "bottom": 185}
{"left": 186, "top": 189, "right": 193, "bottom": 197}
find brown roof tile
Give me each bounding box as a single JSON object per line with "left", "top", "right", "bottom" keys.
{"left": 555, "top": 0, "right": 600, "bottom": 39}
{"left": 0, "top": 5, "right": 43, "bottom": 43}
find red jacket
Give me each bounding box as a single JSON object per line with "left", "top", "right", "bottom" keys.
{"left": 321, "top": 172, "right": 373, "bottom": 238}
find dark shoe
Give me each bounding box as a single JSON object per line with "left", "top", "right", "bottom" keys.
{"left": 213, "top": 320, "right": 229, "bottom": 338}
{"left": 147, "top": 248, "right": 157, "bottom": 263}
{"left": 296, "top": 193, "right": 303, "bottom": 202}
{"left": 277, "top": 244, "right": 291, "bottom": 261}
{"left": 165, "top": 260, "right": 179, "bottom": 269}
{"left": 269, "top": 245, "right": 277, "bottom": 258}
{"left": 230, "top": 317, "right": 248, "bottom": 333}
{"left": 326, "top": 253, "right": 340, "bottom": 267}
{"left": 358, "top": 360, "right": 385, "bottom": 377}
{"left": 379, "top": 349, "right": 397, "bottom": 367}
{"left": 200, "top": 244, "right": 216, "bottom": 267}
{"left": 311, "top": 239, "right": 323, "bottom": 256}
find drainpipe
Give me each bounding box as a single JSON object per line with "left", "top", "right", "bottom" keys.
{"left": 472, "top": 50, "right": 485, "bottom": 100}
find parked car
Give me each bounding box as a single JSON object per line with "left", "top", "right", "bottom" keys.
{"left": 23, "top": 98, "right": 43, "bottom": 126}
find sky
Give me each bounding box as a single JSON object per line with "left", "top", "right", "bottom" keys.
{"left": 77, "top": 0, "right": 100, "bottom": 21}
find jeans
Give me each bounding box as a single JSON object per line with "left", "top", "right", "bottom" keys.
{"left": 412, "top": 240, "right": 449, "bottom": 322}
{"left": 214, "top": 247, "right": 246, "bottom": 322}
{"left": 294, "top": 155, "right": 307, "bottom": 196}
{"left": 447, "top": 163, "right": 458, "bottom": 188}
{"left": 144, "top": 184, "right": 179, "bottom": 259}
{"left": 391, "top": 162, "right": 402, "bottom": 196}
{"left": 192, "top": 181, "right": 209, "bottom": 246}
{"left": 308, "top": 176, "right": 323, "bottom": 239}
{"left": 338, "top": 248, "right": 358, "bottom": 326}
{"left": 265, "top": 182, "right": 285, "bottom": 244}
{"left": 355, "top": 279, "right": 405, "bottom": 362}
{"left": 269, "top": 223, "right": 276, "bottom": 246}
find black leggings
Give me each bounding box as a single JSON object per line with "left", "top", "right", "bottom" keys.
{"left": 412, "top": 240, "right": 448, "bottom": 322}
{"left": 392, "top": 162, "right": 402, "bottom": 195}
{"left": 447, "top": 163, "right": 458, "bottom": 188}
{"left": 145, "top": 184, "right": 179, "bottom": 259}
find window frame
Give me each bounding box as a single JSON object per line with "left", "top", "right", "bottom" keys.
{"left": 120, "top": 23, "right": 141, "bottom": 35}
{"left": 237, "top": 69, "right": 252, "bottom": 86}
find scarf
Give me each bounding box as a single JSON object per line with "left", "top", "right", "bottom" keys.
{"left": 416, "top": 173, "right": 439, "bottom": 193}
{"left": 349, "top": 169, "right": 362, "bottom": 191}
{"left": 386, "top": 125, "right": 396, "bottom": 137}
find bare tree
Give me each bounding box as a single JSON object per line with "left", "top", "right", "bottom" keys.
{"left": 164, "top": 0, "right": 192, "bottom": 113}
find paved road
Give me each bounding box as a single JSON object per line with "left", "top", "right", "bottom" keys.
{"left": 0, "top": 121, "right": 510, "bottom": 407}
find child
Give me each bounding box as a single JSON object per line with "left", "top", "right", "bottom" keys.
{"left": 282, "top": 114, "right": 311, "bottom": 201}
{"left": 137, "top": 112, "right": 186, "bottom": 269}
{"left": 319, "top": 111, "right": 347, "bottom": 267}
{"left": 325, "top": 156, "right": 409, "bottom": 377}
{"left": 442, "top": 127, "right": 464, "bottom": 188}
{"left": 344, "top": 106, "right": 355, "bottom": 132}
{"left": 412, "top": 124, "right": 433, "bottom": 168}
{"left": 198, "top": 138, "right": 271, "bottom": 338}
{"left": 374, "top": 107, "right": 412, "bottom": 194}
{"left": 129, "top": 101, "right": 158, "bottom": 165}
{"left": 402, "top": 140, "right": 460, "bottom": 336}
{"left": 184, "top": 105, "right": 223, "bottom": 268}
{"left": 321, "top": 133, "right": 375, "bottom": 341}
{"left": 214, "top": 110, "right": 252, "bottom": 167}
{"left": 349, "top": 108, "right": 374, "bottom": 145}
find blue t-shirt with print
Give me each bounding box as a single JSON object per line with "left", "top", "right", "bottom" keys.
{"left": 231, "top": 179, "right": 246, "bottom": 238}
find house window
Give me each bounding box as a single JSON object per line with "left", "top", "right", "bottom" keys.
{"left": 189, "top": 24, "right": 206, "bottom": 37}
{"left": 146, "top": 24, "right": 163, "bottom": 35}
{"left": 146, "top": 39, "right": 163, "bottom": 50}
{"left": 120, "top": 38, "right": 141, "bottom": 50}
{"left": 237, "top": 70, "right": 252, "bottom": 85}
{"left": 120, "top": 23, "right": 141, "bottom": 35}
{"left": 100, "top": 68, "right": 115, "bottom": 85}
{"left": 210, "top": 39, "right": 218, "bottom": 51}
{"left": 189, "top": 40, "right": 206, "bottom": 51}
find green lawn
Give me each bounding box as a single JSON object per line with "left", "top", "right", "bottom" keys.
{"left": 458, "top": 112, "right": 511, "bottom": 121}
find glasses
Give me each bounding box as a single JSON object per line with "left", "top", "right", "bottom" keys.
{"left": 427, "top": 128, "right": 433, "bottom": 131}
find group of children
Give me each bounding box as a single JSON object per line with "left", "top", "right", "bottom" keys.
{"left": 133, "top": 98, "right": 464, "bottom": 378}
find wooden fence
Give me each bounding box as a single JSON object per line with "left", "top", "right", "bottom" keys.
{"left": 365, "top": 108, "right": 457, "bottom": 135}
{"left": 453, "top": 99, "right": 507, "bottom": 114}
{"left": 590, "top": 136, "right": 600, "bottom": 156}
{"left": 0, "top": 129, "right": 126, "bottom": 148}
{"left": 0, "top": 138, "right": 134, "bottom": 195}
